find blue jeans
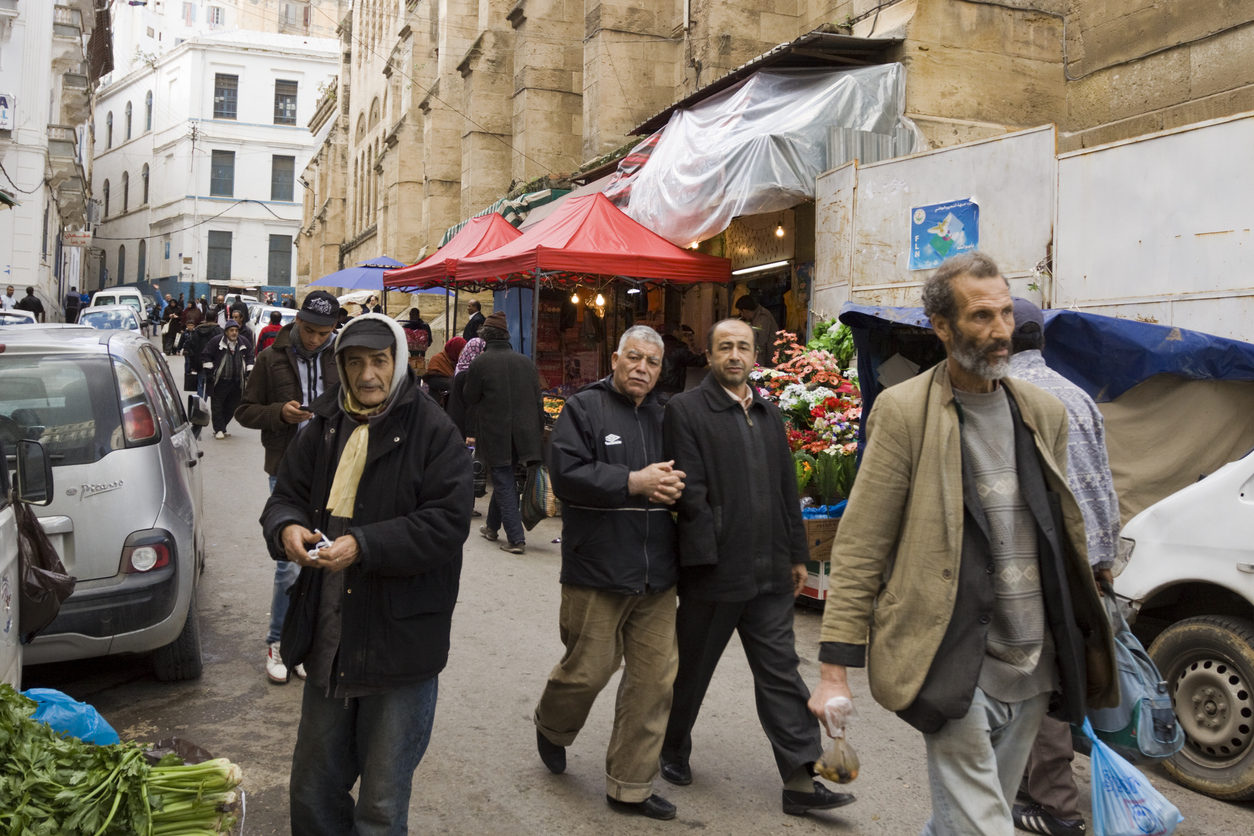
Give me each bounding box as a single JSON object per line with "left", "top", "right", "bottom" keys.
{"left": 485, "top": 464, "right": 524, "bottom": 545}
{"left": 290, "top": 677, "right": 439, "bottom": 835}
{"left": 267, "top": 475, "right": 300, "bottom": 644}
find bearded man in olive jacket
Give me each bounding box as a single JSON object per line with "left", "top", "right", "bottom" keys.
{"left": 809, "top": 252, "right": 1117, "bottom": 835}
{"left": 462, "top": 312, "right": 544, "bottom": 553}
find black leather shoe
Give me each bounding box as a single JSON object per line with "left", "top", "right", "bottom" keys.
{"left": 782, "top": 781, "right": 856, "bottom": 816}
{"left": 536, "top": 729, "right": 565, "bottom": 774}
{"left": 658, "top": 758, "right": 692, "bottom": 786}
{"left": 606, "top": 794, "right": 677, "bottom": 821}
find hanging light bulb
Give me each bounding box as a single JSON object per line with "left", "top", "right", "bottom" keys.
{"left": 688, "top": 241, "right": 699, "bottom": 249}
{"left": 595, "top": 293, "right": 605, "bottom": 307}
{"left": 775, "top": 223, "right": 785, "bottom": 238}
{"left": 570, "top": 291, "right": 579, "bottom": 304}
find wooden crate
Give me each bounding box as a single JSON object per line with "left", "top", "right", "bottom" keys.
{"left": 799, "top": 516, "right": 841, "bottom": 605}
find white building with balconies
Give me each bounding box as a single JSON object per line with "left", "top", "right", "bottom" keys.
{"left": 91, "top": 30, "right": 336, "bottom": 298}
{"left": 0, "top": 1, "right": 103, "bottom": 318}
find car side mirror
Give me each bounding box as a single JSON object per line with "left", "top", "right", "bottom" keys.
{"left": 15, "top": 439, "right": 53, "bottom": 505}
{"left": 187, "top": 395, "right": 211, "bottom": 427}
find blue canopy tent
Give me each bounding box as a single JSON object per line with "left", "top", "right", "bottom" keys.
{"left": 310, "top": 257, "right": 407, "bottom": 291}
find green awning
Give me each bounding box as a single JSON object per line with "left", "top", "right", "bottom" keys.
{"left": 0, "top": 190, "right": 18, "bottom": 209}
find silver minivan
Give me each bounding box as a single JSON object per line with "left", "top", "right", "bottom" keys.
{"left": 0, "top": 326, "right": 208, "bottom": 680}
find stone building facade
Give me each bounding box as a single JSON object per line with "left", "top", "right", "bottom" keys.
{"left": 296, "top": 0, "right": 1254, "bottom": 308}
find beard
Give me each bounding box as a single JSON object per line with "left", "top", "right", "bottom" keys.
{"left": 948, "top": 328, "right": 1010, "bottom": 381}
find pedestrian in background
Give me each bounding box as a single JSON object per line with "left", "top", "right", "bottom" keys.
{"left": 1009, "top": 297, "right": 1122, "bottom": 836}
{"left": 261, "top": 314, "right": 472, "bottom": 833}
{"left": 733, "top": 295, "right": 778, "bottom": 368}
{"left": 236, "top": 290, "right": 340, "bottom": 685}
{"left": 534, "top": 325, "right": 685, "bottom": 821}
{"left": 423, "top": 336, "right": 465, "bottom": 408}
{"left": 15, "top": 287, "right": 45, "bottom": 322}
{"left": 2, "top": 285, "right": 17, "bottom": 310}
{"left": 257, "top": 310, "right": 284, "bottom": 353}
{"left": 64, "top": 286, "right": 82, "bottom": 323}
{"left": 462, "top": 311, "right": 544, "bottom": 554}
{"left": 462, "top": 299, "right": 485, "bottom": 340}
{"left": 660, "top": 317, "right": 854, "bottom": 817}
{"left": 202, "top": 319, "right": 253, "bottom": 439}
{"left": 809, "top": 252, "right": 1117, "bottom": 835}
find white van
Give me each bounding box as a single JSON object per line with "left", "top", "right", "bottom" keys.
{"left": 90, "top": 287, "right": 146, "bottom": 318}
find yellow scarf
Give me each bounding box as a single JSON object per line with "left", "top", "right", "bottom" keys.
{"left": 325, "top": 387, "right": 384, "bottom": 518}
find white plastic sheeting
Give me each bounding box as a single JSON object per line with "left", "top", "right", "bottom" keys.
{"left": 607, "top": 64, "right": 924, "bottom": 247}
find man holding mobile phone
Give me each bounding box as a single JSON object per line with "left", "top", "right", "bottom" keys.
{"left": 237, "top": 290, "right": 341, "bottom": 684}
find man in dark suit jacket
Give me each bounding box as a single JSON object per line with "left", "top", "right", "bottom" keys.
{"left": 462, "top": 299, "right": 485, "bottom": 340}
{"left": 462, "top": 311, "right": 544, "bottom": 553}
{"left": 659, "top": 318, "right": 854, "bottom": 818}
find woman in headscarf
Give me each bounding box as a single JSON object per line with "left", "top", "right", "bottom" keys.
{"left": 423, "top": 336, "right": 466, "bottom": 408}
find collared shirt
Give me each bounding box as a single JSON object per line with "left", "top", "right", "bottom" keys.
{"left": 721, "top": 383, "right": 753, "bottom": 414}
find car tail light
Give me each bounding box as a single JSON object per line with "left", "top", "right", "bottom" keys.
{"left": 113, "top": 358, "right": 159, "bottom": 443}
{"left": 122, "top": 403, "right": 157, "bottom": 441}
{"left": 123, "top": 541, "right": 171, "bottom": 573}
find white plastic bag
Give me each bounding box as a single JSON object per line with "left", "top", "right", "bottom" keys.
{"left": 1082, "top": 719, "right": 1182, "bottom": 836}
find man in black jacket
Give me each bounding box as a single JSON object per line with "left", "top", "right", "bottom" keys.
{"left": 236, "top": 290, "right": 340, "bottom": 685}
{"left": 659, "top": 318, "right": 854, "bottom": 817}
{"left": 261, "top": 315, "right": 472, "bottom": 834}
{"left": 462, "top": 311, "right": 544, "bottom": 553}
{"left": 461, "top": 299, "right": 485, "bottom": 340}
{"left": 200, "top": 320, "right": 253, "bottom": 439}
{"left": 533, "top": 325, "right": 685, "bottom": 821}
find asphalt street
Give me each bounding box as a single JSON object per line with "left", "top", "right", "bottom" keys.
{"left": 20, "top": 351, "right": 1254, "bottom": 834}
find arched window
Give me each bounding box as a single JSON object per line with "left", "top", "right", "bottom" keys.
{"left": 124, "top": 102, "right": 132, "bottom": 140}
{"left": 102, "top": 179, "right": 110, "bottom": 216}
{"left": 121, "top": 171, "right": 129, "bottom": 212}
{"left": 105, "top": 112, "right": 113, "bottom": 148}
{"left": 145, "top": 91, "right": 153, "bottom": 131}
{"left": 137, "top": 240, "right": 146, "bottom": 282}
{"left": 141, "top": 164, "right": 149, "bottom": 204}
{"left": 117, "top": 245, "right": 126, "bottom": 286}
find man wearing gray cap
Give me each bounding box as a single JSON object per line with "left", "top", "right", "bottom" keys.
{"left": 237, "top": 290, "right": 341, "bottom": 684}
{"left": 262, "top": 314, "right": 473, "bottom": 833}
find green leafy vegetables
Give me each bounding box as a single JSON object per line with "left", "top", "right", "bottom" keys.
{"left": 0, "top": 685, "right": 243, "bottom": 835}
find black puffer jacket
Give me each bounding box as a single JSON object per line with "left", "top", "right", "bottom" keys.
{"left": 548, "top": 378, "right": 677, "bottom": 594}
{"left": 261, "top": 369, "right": 473, "bottom": 689}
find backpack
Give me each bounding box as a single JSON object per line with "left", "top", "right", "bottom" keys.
{"left": 1075, "top": 585, "right": 1185, "bottom": 762}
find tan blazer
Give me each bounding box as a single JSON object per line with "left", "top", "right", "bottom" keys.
{"left": 820, "top": 363, "right": 1117, "bottom": 713}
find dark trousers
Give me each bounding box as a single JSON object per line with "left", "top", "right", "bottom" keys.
{"left": 211, "top": 378, "right": 242, "bottom": 433}
{"left": 1019, "top": 714, "right": 1082, "bottom": 819}
{"left": 662, "top": 590, "right": 823, "bottom": 781}
{"left": 485, "top": 464, "right": 525, "bottom": 545}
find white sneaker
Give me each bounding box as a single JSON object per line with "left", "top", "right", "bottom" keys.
{"left": 293, "top": 663, "right": 307, "bottom": 680}
{"left": 266, "top": 642, "right": 290, "bottom": 684}
{"left": 214, "top": 431, "right": 225, "bottom": 440}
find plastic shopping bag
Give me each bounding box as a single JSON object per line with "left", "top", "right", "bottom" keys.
{"left": 815, "top": 696, "right": 860, "bottom": 784}
{"left": 1081, "top": 719, "right": 1182, "bottom": 836}
{"left": 22, "top": 687, "right": 121, "bottom": 745}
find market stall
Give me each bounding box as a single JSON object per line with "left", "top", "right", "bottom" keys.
{"left": 399, "top": 193, "right": 732, "bottom": 394}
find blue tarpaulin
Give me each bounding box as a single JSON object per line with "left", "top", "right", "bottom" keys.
{"left": 839, "top": 302, "right": 1254, "bottom": 427}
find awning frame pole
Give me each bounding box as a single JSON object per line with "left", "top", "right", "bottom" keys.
{"left": 531, "top": 269, "right": 541, "bottom": 361}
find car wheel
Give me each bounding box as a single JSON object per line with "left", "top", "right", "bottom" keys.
{"left": 1148, "top": 614, "right": 1254, "bottom": 800}
{"left": 151, "top": 589, "right": 204, "bottom": 682}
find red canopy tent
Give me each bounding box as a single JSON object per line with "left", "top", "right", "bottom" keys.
{"left": 382, "top": 213, "right": 523, "bottom": 291}
{"left": 451, "top": 192, "right": 731, "bottom": 287}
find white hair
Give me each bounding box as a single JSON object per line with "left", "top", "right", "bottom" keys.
{"left": 617, "top": 325, "right": 664, "bottom": 354}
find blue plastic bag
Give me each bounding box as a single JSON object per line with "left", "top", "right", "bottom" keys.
{"left": 22, "top": 687, "right": 121, "bottom": 745}
{"left": 1082, "top": 719, "right": 1182, "bottom": 836}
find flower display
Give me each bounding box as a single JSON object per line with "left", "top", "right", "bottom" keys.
{"left": 752, "top": 329, "right": 862, "bottom": 504}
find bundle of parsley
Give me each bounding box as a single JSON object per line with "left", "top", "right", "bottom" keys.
{"left": 0, "top": 684, "right": 243, "bottom": 835}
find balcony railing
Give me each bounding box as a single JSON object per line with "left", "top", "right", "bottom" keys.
{"left": 54, "top": 6, "right": 82, "bottom": 28}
